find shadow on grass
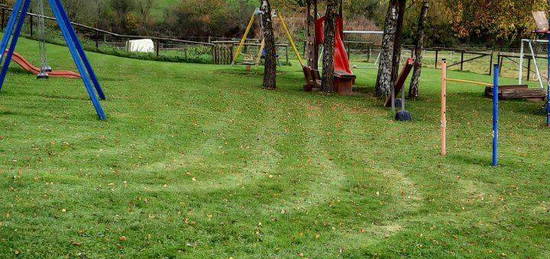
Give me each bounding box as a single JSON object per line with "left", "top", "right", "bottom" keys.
{"left": 214, "top": 68, "right": 287, "bottom": 77}
{"left": 25, "top": 93, "right": 91, "bottom": 101}
{"left": 0, "top": 109, "right": 47, "bottom": 118}
{"left": 448, "top": 153, "right": 490, "bottom": 167}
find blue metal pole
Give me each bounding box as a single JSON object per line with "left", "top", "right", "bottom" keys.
{"left": 51, "top": 0, "right": 105, "bottom": 100}
{"left": 0, "top": 0, "right": 25, "bottom": 63}
{"left": 0, "top": 0, "right": 31, "bottom": 90}
{"left": 492, "top": 64, "right": 500, "bottom": 167}
{"left": 48, "top": 0, "right": 106, "bottom": 120}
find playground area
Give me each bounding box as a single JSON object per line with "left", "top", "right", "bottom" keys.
{"left": 0, "top": 37, "right": 548, "bottom": 257}
{"left": 0, "top": 0, "right": 548, "bottom": 257}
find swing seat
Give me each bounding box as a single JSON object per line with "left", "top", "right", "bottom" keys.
{"left": 9, "top": 52, "right": 81, "bottom": 79}
{"left": 303, "top": 66, "right": 321, "bottom": 91}
{"left": 36, "top": 71, "right": 49, "bottom": 79}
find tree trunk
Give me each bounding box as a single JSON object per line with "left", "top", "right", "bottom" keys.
{"left": 375, "top": 0, "right": 399, "bottom": 96}
{"left": 408, "top": 0, "right": 429, "bottom": 99}
{"left": 306, "top": 0, "right": 316, "bottom": 68}
{"left": 261, "top": 0, "right": 276, "bottom": 90}
{"left": 312, "top": 0, "right": 319, "bottom": 69}
{"left": 321, "top": 0, "right": 338, "bottom": 93}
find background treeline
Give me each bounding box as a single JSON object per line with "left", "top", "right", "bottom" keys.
{"left": 4, "top": 0, "right": 550, "bottom": 47}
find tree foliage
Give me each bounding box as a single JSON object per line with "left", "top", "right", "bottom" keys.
{"left": 8, "top": 0, "right": 550, "bottom": 46}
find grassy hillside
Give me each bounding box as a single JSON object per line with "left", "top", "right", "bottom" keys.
{"left": 150, "top": 0, "right": 179, "bottom": 18}
{"left": 0, "top": 38, "right": 548, "bottom": 257}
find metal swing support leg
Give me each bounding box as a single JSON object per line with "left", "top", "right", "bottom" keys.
{"left": 0, "top": 0, "right": 107, "bottom": 120}
{"left": 0, "top": 0, "right": 32, "bottom": 88}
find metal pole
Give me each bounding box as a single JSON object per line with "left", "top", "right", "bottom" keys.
{"left": 441, "top": 59, "right": 447, "bottom": 156}
{"left": 492, "top": 64, "right": 500, "bottom": 166}
{"left": 528, "top": 40, "right": 544, "bottom": 89}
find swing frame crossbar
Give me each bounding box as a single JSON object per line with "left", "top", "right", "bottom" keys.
{"left": 0, "top": 0, "right": 107, "bottom": 120}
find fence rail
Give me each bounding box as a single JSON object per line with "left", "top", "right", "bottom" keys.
{"left": 0, "top": 4, "right": 289, "bottom": 65}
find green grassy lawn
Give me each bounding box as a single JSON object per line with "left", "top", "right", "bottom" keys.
{"left": 0, "top": 38, "right": 549, "bottom": 258}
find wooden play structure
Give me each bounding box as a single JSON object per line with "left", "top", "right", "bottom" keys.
{"left": 302, "top": 0, "right": 356, "bottom": 95}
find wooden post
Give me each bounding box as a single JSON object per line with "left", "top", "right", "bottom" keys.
{"left": 156, "top": 40, "right": 160, "bottom": 57}
{"left": 460, "top": 50, "right": 465, "bottom": 71}
{"left": 95, "top": 30, "right": 99, "bottom": 49}
{"left": 441, "top": 59, "right": 447, "bottom": 156}
{"left": 285, "top": 45, "right": 289, "bottom": 65}
{"left": 29, "top": 11, "right": 33, "bottom": 38}
{"left": 498, "top": 54, "right": 503, "bottom": 77}
{"left": 1, "top": 8, "right": 5, "bottom": 30}
{"left": 367, "top": 45, "right": 371, "bottom": 63}
{"left": 435, "top": 49, "right": 439, "bottom": 68}
{"left": 527, "top": 56, "right": 532, "bottom": 81}
{"left": 488, "top": 51, "right": 494, "bottom": 75}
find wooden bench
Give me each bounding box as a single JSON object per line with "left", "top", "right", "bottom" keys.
{"left": 485, "top": 85, "right": 546, "bottom": 102}
{"left": 334, "top": 71, "right": 356, "bottom": 96}
{"left": 303, "top": 66, "right": 356, "bottom": 95}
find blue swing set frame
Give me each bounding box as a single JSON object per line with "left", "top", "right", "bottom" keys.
{"left": 0, "top": 0, "right": 107, "bottom": 120}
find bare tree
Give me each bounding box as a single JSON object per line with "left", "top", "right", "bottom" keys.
{"left": 321, "top": 0, "right": 338, "bottom": 93}
{"left": 261, "top": 0, "right": 277, "bottom": 90}
{"left": 375, "top": 0, "right": 407, "bottom": 97}
{"left": 409, "top": 0, "right": 429, "bottom": 98}
{"left": 391, "top": 0, "right": 406, "bottom": 83}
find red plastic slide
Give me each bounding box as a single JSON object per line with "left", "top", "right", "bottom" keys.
{"left": 315, "top": 17, "right": 353, "bottom": 75}
{"left": 7, "top": 51, "right": 81, "bottom": 79}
